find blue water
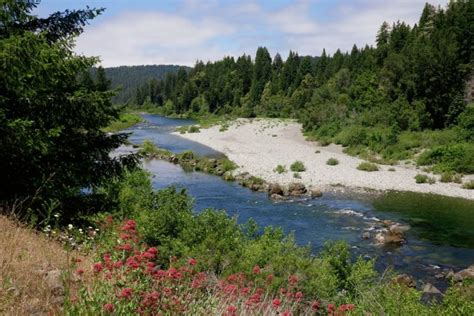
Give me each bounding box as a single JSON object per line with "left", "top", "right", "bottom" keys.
{"left": 125, "top": 115, "right": 474, "bottom": 287}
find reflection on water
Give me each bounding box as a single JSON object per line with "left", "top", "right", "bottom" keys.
{"left": 127, "top": 114, "right": 474, "bottom": 286}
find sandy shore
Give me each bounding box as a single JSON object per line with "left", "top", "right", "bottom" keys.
{"left": 174, "top": 118, "right": 474, "bottom": 200}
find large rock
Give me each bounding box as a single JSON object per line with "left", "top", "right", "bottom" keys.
{"left": 268, "top": 183, "right": 284, "bottom": 196}
{"left": 421, "top": 283, "right": 442, "bottom": 303}
{"left": 453, "top": 264, "right": 474, "bottom": 282}
{"left": 309, "top": 187, "right": 323, "bottom": 198}
{"left": 288, "top": 182, "right": 307, "bottom": 196}
{"left": 389, "top": 224, "right": 410, "bottom": 235}
{"left": 375, "top": 231, "right": 405, "bottom": 245}
{"left": 271, "top": 193, "right": 287, "bottom": 201}
{"left": 392, "top": 274, "right": 416, "bottom": 288}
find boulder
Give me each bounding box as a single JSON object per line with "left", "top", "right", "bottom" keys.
{"left": 309, "top": 187, "right": 323, "bottom": 198}
{"left": 271, "top": 194, "right": 287, "bottom": 201}
{"left": 453, "top": 264, "right": 474, "bottom": 282}
{"left": 268, "top": 183, "right": 284, "bottom": 196}
{"left": 169, "top": 155, "right": 179, "bottom": 164}
{"left": 392, "top": 274, "right": 416, "bottom": 288}
{"left": 362, "top": 232, "right": 371, "bottom": 240}
{"left": 288, "top": 182, "right": 307, "bottom": 196}
{"left": 375, "top": 231, "right": 405, "bottom": 245}
{"left": 421, "top": 283, "right": 443, "bottom": 303}
{"left": 389, "top": 224, "right": 410, "bottom": 235}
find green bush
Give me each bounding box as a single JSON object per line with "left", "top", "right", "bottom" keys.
{"left": 357, "top": 162, "right": 379, "bottom": 172}
{"left": 290, "top": 161, "right": 306, "bottom": 172}
{"left": 388, "top": 167, "right": 396, "bottom": 172}
{"left": 439, "top": 172, "right": 462, "bottom": 183}
{"left": 414, "top": 174, "right": 435, "bottom": 184}
{"left": 463, "top": 180, "right": 474, "bottom": 189}
{"left": 188, "top": 125, "right": 200, "bottom": 133}
{"left": 293, "top": 172, "right": 301, "bottom": 179}
{"left": 417, "top": 143, "right": 474, "bottom": 174}
{"left": 274, "top": 164, "right": 287, "bottom": 174}
{"left": 327, "top": 158, "right": 339, "bottom": 166}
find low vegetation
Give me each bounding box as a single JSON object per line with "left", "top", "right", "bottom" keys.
{"left": 439, "top": 172, "right": 463, "bottom": 184}
{"left": 463, "top": 180, "right": 474, "bottom": 190}
{"left": 104, "top": 112, "right": 143, "bottom": 132}
{"left": 326, "top": 158, "right": 339, "bottom": 166}
{"left": 290, "top": 161, "right": 306, "bottom": 172}
{"left": 357, "top": 162, "right": 379, "bottom": 172}
{"left": 274, "top": 164, "right": 287, "bottom": 174}
{"left": 414, "top": 174, "right": 436, "bottom": 184}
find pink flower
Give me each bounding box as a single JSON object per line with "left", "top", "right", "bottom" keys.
{"left": 188, "top": 258, "right": 197, "bottom": 266}
{"left": 272, "top": 298, "right": 281, "bottom": 308}
{"left": 117, "top": 243, "right": 132, "bottom": 251}
{"left": 252, "top": 265, "right": 261, "bottom": 274}
{"left": 311, "top": 301, "right": 320, "bottom": 310}
{"left": 328, "top": 303, "right": 336, "bottom": 313}
{"left": 295, "top": 291, "right": 303, "bottom": 301}
{"left": 103, "top": 303, "right": 114, "bottom": 313}
{"left": 76, "top": 268, "right": 84, "bottom": 275}
{"left": 288, "top": 275, "right": 298, "bottom": 285}
{"left": 118, "top": 287, "right": 133, "bottom": 299}
{"left": 266, "top": 273, "right": 274, "bottom": 282}
{"left": 121, "top": 219, "right": 136, "bottom": 231}
{"left": 227, "top": 305, "right": 237, "bottom": 312}
{"left": 92, "top": 262, "right": 103, "bottom": 273}
{"left": 282, "top": 311, "right": 292, "bottom": 316}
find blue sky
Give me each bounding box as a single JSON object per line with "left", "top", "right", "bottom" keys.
{"left": 36, "top": 0, "right": 448, "bottom": 67}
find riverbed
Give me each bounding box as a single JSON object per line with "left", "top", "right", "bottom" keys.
{"left": 123, "top": 114, "right": 474, "bottom": 289}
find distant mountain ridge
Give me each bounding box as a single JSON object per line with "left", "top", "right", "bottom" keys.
{"left": 99, "top": 65, "right": 190, "bottom": 104}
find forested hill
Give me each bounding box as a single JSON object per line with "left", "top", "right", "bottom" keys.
{"left": 131, "top": 1, "right": 473, "bottom": 173}
{"left": 98, "top": 65, "right": 190, "bottom": 104}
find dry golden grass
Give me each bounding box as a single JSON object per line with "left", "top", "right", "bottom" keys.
{"left": 0, "top": 215, "right": 90, "bottom": 315}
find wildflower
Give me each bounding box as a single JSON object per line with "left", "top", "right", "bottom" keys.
{"left": 339, "top": 304, "right": 355, "bottom": 312}
{"left": 54, "top": 213, "right": 59, "bottom": 218}
{"left": 252, "top": 265, "right": 261, "bottom": 274}
{"left": 295, "top": 291, "right": 303, "bottom": 301}
{"left": 121, "top": 219, "right": 136, "bottom": 231}
{"left": 120, "top": 233, "right": 132, "bottom": 240}
{"left": 113, "top": 261, "right": 123, "bottom": 269}
{"left": 188, "top": 258, "right": 197, "bottom": 266}
{"left": 288, "top": 275, "right": 298, "bottom": 285}
{"left": 68, "top": 224, "right": 73, "bottom": 230}
{"left": 282, "top": 311, "right": 292, "bottom": 316}
{"left": 272, "top": 298, "right": 281, "bottom": 308}
{"left": 118, "top": 287, "right": 133, "bottom": 299}
{"left": 76, "top": 268, "right": 84, "bottom": 275}
{"left": 311, "top": 301, "right": 320, "bottom": 310}
{"left": 93, "top": 262, "right": 103, "bottom": 273}
{"left": 117, "top": 243, "right": 132, "bottom": 251}
{"left": 103, "top": 303, "right": 114, "bottom": 313}
{"left": 327, "top": 303, "right": 336, "bottom": 313}
{"left": 146, "top": 247, "right": 158, "bottom": 256}
{"left": 266, "top": 273, "right": 274, "bottom": 282}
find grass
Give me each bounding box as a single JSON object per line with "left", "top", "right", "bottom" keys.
{"left": 103, "top": 112, "right": 143, "bottom": 132}
{"left": 357, "top": 162, "right": 379, "bottom": 172}
{"left": 293, "top": 172, "right": 301, "bottom": 179}
{"left": 327, "top": 158, "right": 339, "bottom": 166}
{"left": 0, "top": 215, "right": 90, "bottom": 315}
{"left": 290, "top": 161, "right": 306, "bottom": 172}
{"left": 439, "top": 172, "right": 462, "bottom": 183}
{"left": 414, "top": 174, "right": 436, "bottom": 184}
{"left": 463, "top": 180, "right": 474, "bottom": 189}
{"left": 274, "top": 164, "right": 287, "bottom": 174}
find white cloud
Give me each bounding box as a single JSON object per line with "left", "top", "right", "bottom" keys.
{"left": 74, "top": 0, "right": 449, "bottom": 66}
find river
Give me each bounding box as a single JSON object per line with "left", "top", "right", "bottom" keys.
{"left": 123, "top": 114, "right": 474, "bottom": 289}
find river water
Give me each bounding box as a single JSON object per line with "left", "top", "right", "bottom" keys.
{"left": 124, "top": 114, "right": 474, "bottom": 288}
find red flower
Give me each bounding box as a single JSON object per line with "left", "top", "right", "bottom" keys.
{"left": 328, "top": 303, "right": 336, "bottom": 313}
{"left": 288, "top": 275, "right": 298, "bottom": 285}
{"left": 188, "top": 258, "right": 197, "bottom": 266}
{"left": 76, "top": 268, "right": 84, "bottom": 275}
{"left": 295, "top": 291, "right": 303, "bottom": 301}
{"left": 113, "top": 261, "right": 123, "bottom": 269}
{"left": 252, "top": 265, "right": 261, "bottom": 274}
{"left": 118, "top": 287, "right": 133, "bottom": 299}
{"left": 117, "top": 243, "right": 132, "bottom": 251}
{"left": 103, "top": 303, "right": 114, "bottom": 313}
{"left": 120, "top": 233, "right": 132, "bottom": 240}
{"left": 266, "top": 273, "right": 274, "bottom": 282}
{"left": 272, "top": 298, "right": 281, "bottom": 308}
{"left": 93, "top": 262, "right": 103, "bottom": 273}
{"left": 227, "top": 305, "right": 237, "bottom": 312}
{"left": 339, "top": 304, "right": 355, "bottom": 312}
{"left": 311, "top": 301, "right": 320, "bottom": 310}
{"left": 282, "top": 311, "right": 292, "bottom": 316}
{"left": 121, "top": 220, "right": 136, "bottom": 232}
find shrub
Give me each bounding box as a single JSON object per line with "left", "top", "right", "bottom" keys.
{"left": 439, "top": 172, "right": 462, "bottom": 183}
{"left": 293, "top": 172, "right": 301, "bottom": 179}
{"left": 290, "top": 161, "right": 306, "bottom": 172}
{"left": 274, "top": 164, "right": 287, "bottom": 174}
{"left": 463, "top": 180, "right": 474, "bottom": 189}
{"left": 315, "top": 150, "right": 321, "bottom": 154}
{"left": 327, "top": 158, "right": 339, "bottom": 166}
{"left": 388, "top": 168, "right": 396, "bottom": 172}
{"left": 188, "top": 125, "right": 201, "bottom": 133}
{"left": 414, "top": 174, "right": 435, "bottom": 184}
{"left": 417, "top": 143, "right": 474, "bottom": 174}
{"left": 357, "top": 162, "right": 379, "bottom": 172}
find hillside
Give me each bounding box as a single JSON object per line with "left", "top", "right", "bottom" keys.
{"left": 98, "top": 65, "right": 190, "bottom": 104}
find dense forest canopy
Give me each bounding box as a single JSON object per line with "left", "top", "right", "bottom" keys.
{"left": 132, "top": 1, "right": 473, "bottom": 131}
{"left": 95, "top": 65, "right": 189, "bottom": 104}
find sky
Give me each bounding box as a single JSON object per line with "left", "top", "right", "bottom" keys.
{"left": 36, "top": 0, "right": 448, "bottom": 67}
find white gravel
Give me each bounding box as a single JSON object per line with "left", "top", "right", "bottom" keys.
{"left": 174, "top": 118, "right": 474, "bottom": 200}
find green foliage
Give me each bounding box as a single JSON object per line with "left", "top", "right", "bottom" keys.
{"left": 0, "top": 2, "right": 138, "bottom": 219}
{"left": 274, "top": 164, "right": 287, "bottom": 174}
{"left": 103, "top": 112, "right": 143, "bottom": 132}
{"left": 290, "top": 161, "right": 306, "bottom": 172}
{"left": 293, "top": 172, "right": 301, "bottom": 179}
{"left": 327, "top": 158, "right": 339, "bottom": 166}
{"left": 439, "top": 172, "right": 462, "bottom": 183}
{"left": 463, "top": 180, "right": 474, "bottom": 190}
{"left": 357, "top": 162, "right": 379, "bottom": 172}
{"left": 417, "top": 143, "right": 474, "bottom": 174}
{"left": 414, "top": 174, "right": 436, "bottom": 184}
